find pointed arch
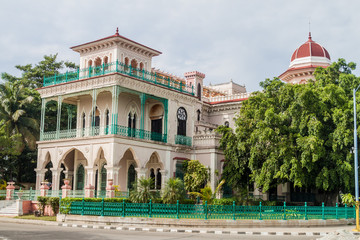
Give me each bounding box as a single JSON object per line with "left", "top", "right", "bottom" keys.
{"left": 57, "top": 147, "right": 88, "bottom": 169}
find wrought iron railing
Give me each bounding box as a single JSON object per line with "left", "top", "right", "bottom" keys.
{"left": 40, "top": 125, "right": 167, "bottom": 143}
{"left": 60, "top": 200, "right": 355, "bottom": 221}
{"left": 175, "top": 135, "right": 192, "bottom": 146}
{"left": 43, "top": 61, "right": 194, "bottom": 96}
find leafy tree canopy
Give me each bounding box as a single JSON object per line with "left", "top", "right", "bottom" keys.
{"left": 184, "top": 160, "right": 209, "bottom": 193}
{"left": 217, "top": 59, "right": 360, "bottom": 196}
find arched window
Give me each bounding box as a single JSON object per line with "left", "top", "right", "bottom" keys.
{"left": 133, "top": 113, "right": 136, "bottom": 130}
{"left": 105, "top": 109, "right": 110, "bottom": 134}
{"left": 197, "top": 109, "right": 201, "bottom": 122}
{"left": 150, "top": 168, "right": 155, "bottom": 189}
{"left": 131, "top": 59, "right": 138, "bottom": 76}
{"left": 127, "top": 164, "right": 136, "bottom": 190}
{"left": 156, "top": 168, "right": 161, "bottom": 190}
{"left": 139, "top": 62, "right": 144, "bottom": 71}
{"left": 88, "top": 60, "right": 93, "bottom": 68}
{"left": 124, "top": 57, "right": 129, "bottom": 72}
{"left": 82, "top": 113, "right": 86, "bottom": 136}
{"left": 76, "top": 164, "right": 85, "bottom": 190}
{"left": 224, "top": 121, "right": 230, "bottom": 127}
{"left": 44, "top": 161, "right": 53, "bottom": 184}
{"left": 177, "top": 107, "right": 187, "bottom": 136}
{"left": 100, "top": 164, "right": 107, "bottom": 191}
{"left": 128, "top": 113, "right": 136, "bottom": 137}
{"left": 197, "top": 83, "right": 202, "bottom": 100}
{"left": 103, "top": 56, "right": 109, "bottom": 71}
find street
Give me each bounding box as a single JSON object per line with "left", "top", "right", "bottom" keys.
{"left": 0, "top": 222, "right": 319, "bottom": 240}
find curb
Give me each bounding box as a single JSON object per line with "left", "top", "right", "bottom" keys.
{"left": 57, "top": 223, "right": 360, "bottom": 236}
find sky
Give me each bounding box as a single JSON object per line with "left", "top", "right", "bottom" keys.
{"left": 1, "top": 0, "right": 359, "bottom": 92}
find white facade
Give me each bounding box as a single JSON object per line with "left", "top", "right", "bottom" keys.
{"left": 35, "top": 31, "right": 248, "bottom": 193}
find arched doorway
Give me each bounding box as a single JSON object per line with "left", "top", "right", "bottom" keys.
{"left": 127, "top": 164, "right": 136, "bottom": 190}
{"left": 118, "top": 148, "right": 138, "bottom": 191}
{"left": 145, "top": 152, "right": 163, "bottom": 190}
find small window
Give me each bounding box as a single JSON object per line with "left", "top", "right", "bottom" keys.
{"left": 177, "top": 107, "right": 187, "bottom": 136}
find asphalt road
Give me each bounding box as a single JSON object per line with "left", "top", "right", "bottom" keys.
{"left": 0, "top": 222, "right": 318, "bottom": 240}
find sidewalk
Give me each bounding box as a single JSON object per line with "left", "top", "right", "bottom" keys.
{"left": 0, "top": 216, "right": 359, "bottom": 237}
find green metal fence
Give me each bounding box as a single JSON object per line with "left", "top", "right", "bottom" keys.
{"left": 60, "top": 199, "right": 355, "bottom": 220}
{"left": 43, "top": 61, "right": 195, "bottom": 96}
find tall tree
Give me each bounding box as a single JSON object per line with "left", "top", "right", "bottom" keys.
{"left": 217, "top": 59, "right": 360, "bottom": 202}
{"left": 184, "top": 160, "right": 209, "bottom": 193}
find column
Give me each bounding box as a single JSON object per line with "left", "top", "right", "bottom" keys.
{"left": 135, "top": 167, "right": 147, "bottom": 180}
{"left": 160, "top": 170, "right": 167, "bottom": 191}
{"left": 91, "top": 89, "right": 97, "bottom": 136}
{"left": 50, "top": 168, "right": 63, "bottom": 192}
{"left": 104, "top": 166, "right": 121, "bottom": 186}
{"left": 111, "top": 86, "right": 119, "bottom": 134}
{"left": 85, "top": 167, "right": 96, "bottom": 197}
{"left": 6, "top": 182, "right": 15, "bottom": 200}
{"left": 63, "top": 170, "right": 74, "bottom": 186}
{"left": 67, "top": 106, "right": 72, "bottom": 131}
{"left": 210, "top": 150, "right": 218, "bottom": 192}
{"left": 40, "top": 98, "right": 46, "bottom": 141}
{"left": 56, "top": 96, "right": 62, "bottom": 139}
{"left": 163, "top": 99, "right": 168, "bottom": 143}
{"left": 35, "top": 169, "right": 47, "bottom": 190}
{"left": 76, "top": 99, "right": 80, "bottom": 137}
{"left": 140, "top": 93, "right": 146, "bottom": 138}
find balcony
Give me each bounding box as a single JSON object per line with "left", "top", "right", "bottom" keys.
{"left": 43, "top": 61, "right": 194, "bottom": 96}
{"left": 40, "top": 125, "right": 167, "bottom": 143}
{"left": 175, "top": 135, "right": 192, "bottom": 146}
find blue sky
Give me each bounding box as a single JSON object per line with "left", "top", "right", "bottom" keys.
{"left": 1, "top": 0, "right": 359, "bottom": 92}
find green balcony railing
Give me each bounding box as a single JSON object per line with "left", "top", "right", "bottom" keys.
{"left": 43, "top": 61, "right": 195, "bottom": 96}
{"left": 40, "top": 125, "right": 167, "bottom": 143}
{"left": 175, "top": 135, "right": 192, "bottom": 146}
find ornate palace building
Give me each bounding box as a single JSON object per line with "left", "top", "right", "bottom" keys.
{"left": 34, "top": 29, "right": 250, "bottom": 195}
{"left": 34, "top": 30, "right": 331, "bottom": 202}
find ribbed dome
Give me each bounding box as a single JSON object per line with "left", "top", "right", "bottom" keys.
{"left": 291, "top": 33, "right": 330, "bottom": 62}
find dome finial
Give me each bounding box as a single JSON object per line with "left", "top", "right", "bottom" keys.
{"left": 115, "top": 27, "right": 119, "bottom": 36}
{"left": 308, "top": 20, "right": 312, "bottom": 40}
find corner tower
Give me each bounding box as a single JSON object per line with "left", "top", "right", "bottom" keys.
{"left": 279, "top": 33, "right": 331, "bottom": 84}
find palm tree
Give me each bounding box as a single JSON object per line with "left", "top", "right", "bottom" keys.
{"left": 189, "top": 179, "right": 226, "bottom": 204}
{"left": 162, "top": 178, "right": 186, "bottom": 204}
{"left": 129, "top": 177, "right": 158, "bottom": 203}
{"left": 0, "top": 81, "right": 39, "bottom": 151}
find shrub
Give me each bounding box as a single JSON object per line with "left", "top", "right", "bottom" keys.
{"left": 37, "top": 196, "right": 48, "bottom": 216}
{"left": 212, "top": 198, "right": 236, "bottom": 205}
{"left": 0, "top": 196, "right": 5, "bottom": 200}
{"left": 48, "top": 197, "right": 59, "bottom": 214}
{"left": 180, "top": 199, "right": 196, "bottom": 204}
{"left": 162, "top": 178, "right": 186, "bottom": 204}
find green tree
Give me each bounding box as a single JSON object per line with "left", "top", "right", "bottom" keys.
{"left": 129, "top": 177, "right": 158, "bottom": 203}
{"left": 184, "top": 160, "right": 209, "bottom": 193}
{"left": 162, "top": 178, "right": 186, "bottom": 204}
{"left": 0, "top": 81, "right": 39, "bottom": 151}
{"left": 189, "top": 179, "right": 225, "bottom": 204}
{"left": 217, "top": 59, "right": 359, "bottom": 202}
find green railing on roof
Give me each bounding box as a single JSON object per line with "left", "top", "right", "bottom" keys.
{"left": 60, "top": 200, "right": 355, "bottom": 221}
{"left": 43, "top": 61, "right": 194, "bottom": 96}
{"left": 175, "top": 135, "right": 192, "bottom": 146}
{"left": 40, "top": 125, "right": 167, "bottom": 143}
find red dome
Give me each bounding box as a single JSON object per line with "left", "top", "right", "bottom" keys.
{"left": 291, "top": 33, "right": 330, "bottom": 61}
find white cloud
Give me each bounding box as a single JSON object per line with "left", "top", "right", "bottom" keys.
{"left": 1, "top": 0, "right": 360, "bottom": 91}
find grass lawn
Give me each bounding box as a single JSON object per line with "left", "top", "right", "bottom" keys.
{"left": 15, "top": 215, "right": 56, "bottom": 221}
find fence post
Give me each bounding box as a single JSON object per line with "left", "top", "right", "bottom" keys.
{"left": 122, "top": 199, "right": 126, "bottom": 217}
{"left": 149, "top": 199, "right": 152, "bottom": 218}
{"left": 77, "top": 68, "right": 79, "bottom": 79}
{"left": 101, "top": 198, "right": 104, "bottom": 217}
{"left": 335, "top": 203, "right": 338, "bottom": 220}
{"left": 345, "top": 204, "right": 348, "bottom": 219}
{"left": 81, "top": 198, "right": 84, "bottom": 216}
{"left": 322, "top": 202, "right": 325, "bottom": 220}
{"left": 283, "top": 202, "right": 286, "bottom": 220}
{"left": 204, "top": 201, "right": 208, "bottom": 220}
{"left": 304, "top": 202, "right": 308, "bottom": 220}
{"left": 176, "top": 200, "right": 179, "bottom": 219}
{"left": 232, "top": 201, "right": 236, "bottom": 220}
{"left": 29, "top": 187, "right": 33, "bottom": 200}
{"left": 102, "top": 63, "right": 105, "bottom": 75}
{"left": 259, "top": 202, "right": 262, "bottom": 220}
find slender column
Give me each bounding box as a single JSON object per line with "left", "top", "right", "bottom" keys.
{"left": 56, "top": 96, "right": 62, "bottom": 139}
{"left": 67, "top": 106, "right": 72, "bottom": 131}
{"left": 164, "top": 99, "right": 168, "bottom": 143}
{"left": 140, "top": 93, "right": 146, "bottom": 138}
{"left": 91, "top": 89, "right": 97, "bottom": 135}
{"left": 111, "top": 86, "right": 119, "bottom": 134}
{"left": 63, "top": 170, "right": 74, "bottom": 187}
{"left": 50, "top": 168, "right": 63, "bottom": 191}
{"left": 104, "top": 166, "right": 121, "bottom": 186}
{"left": 135, "top": 167, "right": 147, "bottom": 180}
{"left": 160, "top": 170, "right": 167, "bottom": 191}
{"left": 35, "top": 169, "right": 47, "bottom": 190}
{"left": 40, "top": 99, "right": 46, "bottom": 140}
{"left": 85, "top": 167, "right": 96, "bottom": 187}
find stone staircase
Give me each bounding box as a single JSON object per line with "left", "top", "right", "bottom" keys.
{"left": 0, "top": 200, "right": 18, "bottom": 216}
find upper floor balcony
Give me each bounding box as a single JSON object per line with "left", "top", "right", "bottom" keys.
{"left": 43, "top": 60, "right": 195, "bottom": 96}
